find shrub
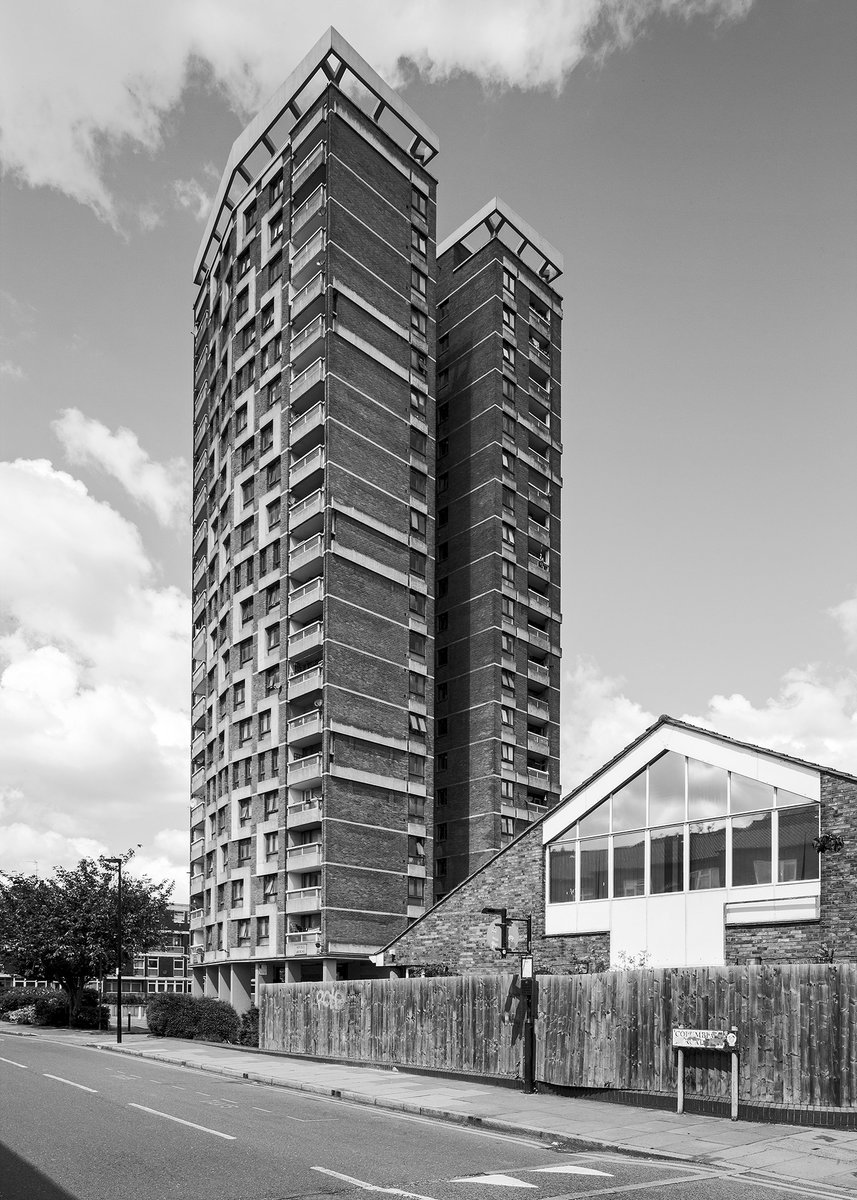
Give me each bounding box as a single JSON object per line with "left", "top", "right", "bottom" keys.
{"left": 7, "top": 1005, "right": 36, "bottom": 1024}
{"left": 194, "top": 997, "right": 240, "bottom": 1044}
{"left": 0, "top": 987, "right": 63, "bottom": 1016}
{"left": 147, "top": 993, "right": 198, "bottom": 1039}
{"left": 239, "top": 1005, "right": 259, "bottom": 1047}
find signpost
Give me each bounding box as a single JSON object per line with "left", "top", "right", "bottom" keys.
{"left": 672, "top": 1027, "right": 739, "bottom": 1121}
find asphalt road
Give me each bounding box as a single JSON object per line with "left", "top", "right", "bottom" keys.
{"left": 0, "top": 1034, "right": 848, "bottom": 1200}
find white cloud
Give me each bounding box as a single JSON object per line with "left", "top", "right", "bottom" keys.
{"left": 0, "top": 0, "right": 753, "bottom": 223}
{"left": 0, "top": 458, "right": 190, "bottom": 894}
{"left": 829, "top": 592, "right": 857, "bottom": 654}
{"left": 561, "top": 659, "right": 655, "bottom": 790}
{"left": 0, "top": 360, "right": 25, "bottom": 381}
{"left": 173, "top": 177, "right": 214, "bottom": 223}
{"left": 53, "top": 407, "right": 190, "bottom": 528}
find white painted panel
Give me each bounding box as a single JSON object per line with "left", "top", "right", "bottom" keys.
{"left": 684, "top": 891, "right": 725, "bottom": 965}
{"left": 609, "top": 898, "right": 649, "bottom": 965}
{"left": 576, "top": 900, "right": 610, "bottom": 933}
{"left": 725, "top": 896, "right": 820, "bottom": 926}
{"left": 544, "top": 903, "right": 576, "bottom": 936}
{"left": 645, "top": 895, "right": 687, "bottom": 967}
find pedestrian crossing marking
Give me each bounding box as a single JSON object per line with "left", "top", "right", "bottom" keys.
{"left": 450, "top": 1176, "right": 538, "bottom": 1187}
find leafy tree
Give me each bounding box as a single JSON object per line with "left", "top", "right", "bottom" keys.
{"left": 0, "top": 852, "right": 173, "bottom": 1024}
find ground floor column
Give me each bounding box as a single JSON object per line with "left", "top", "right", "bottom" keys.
{"left": 231, "top": 963, "right": 253, "bottom": 1014}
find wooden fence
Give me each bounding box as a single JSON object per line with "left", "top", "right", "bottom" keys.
{"left": 260, "top": 965, "right": 857, "bottom": 1107}
{"left": 536, "top": 964, "right": 857, "bottom": 1107}
{"left": 260, "top": 974, "right": 524, "bottom": 1078}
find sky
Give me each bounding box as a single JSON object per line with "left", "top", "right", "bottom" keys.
{"left": 1, "top": 0, "right": 855, "bottom": 902}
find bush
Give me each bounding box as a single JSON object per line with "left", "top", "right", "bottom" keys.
{"left": 6, "top": 1005, "right": 36, "bottom": 1024}
{"left": 0, "top": 987, "right": 63, "bottom": 1016}
{"left": 0, "top": 985, "right": 106, "bottom": 1028}
{"left": 146, "top": 993, "right": 239, "bottom": 1043}
{"left": 239, "top": 1005, "right": 259, "bottom": 1047}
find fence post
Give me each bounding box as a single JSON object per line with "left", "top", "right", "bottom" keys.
{"left": 676, "top": 1047, "right": 684, "bottom": 1114}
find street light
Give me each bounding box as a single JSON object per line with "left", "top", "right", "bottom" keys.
{"left": 104, "top": 857, "right": 123, "bottom": 1044}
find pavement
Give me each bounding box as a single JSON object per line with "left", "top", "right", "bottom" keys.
{"left": 6, "top": 1025, "right": 857, "bottom": 1194}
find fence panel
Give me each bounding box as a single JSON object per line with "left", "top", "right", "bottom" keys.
{"left": 535, "top": 964, "right": 857, "bottom": 1107}
{"left": 260, "top": 973, "right": 524, "bottom": 1079}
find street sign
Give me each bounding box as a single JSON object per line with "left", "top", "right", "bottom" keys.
{"left": 672, "top": 1027, "right": 738, "bottom": 1051}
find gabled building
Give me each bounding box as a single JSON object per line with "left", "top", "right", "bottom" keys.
{"left": 373, "top": 717, "right": 857, "bottom": 973}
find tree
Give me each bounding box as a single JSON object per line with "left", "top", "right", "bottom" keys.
{"left": 0, "top": 852, "right": 173, "bottom": 1024}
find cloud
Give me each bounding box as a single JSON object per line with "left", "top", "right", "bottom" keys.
{"left": 829, "top": 593, "right": 857, "bottom": 654}
{"left": 0, "top": 360, "right": 25, "bottom": 381}
{"left": 173, "top": 177, "right": 214, "bottom": 223}
{"left": 53, "top": 407, "right": 190, "bottom": 528}
{"left": 561, "top": 659, "right": 655, "bottom": 790}
{"left": 0, "top": 457, "right": 190, "bottom": 894}
{"left": 0, "top": 0, "right": 754, "bottom": 223}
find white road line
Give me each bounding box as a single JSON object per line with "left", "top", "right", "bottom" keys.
{"left": 252, "top": 1106, "right": 272, "bottom": 1113}
{"left": 195, "top": 1090, "right": 210, "bottom": 1096}
{"left": 0, "top": 1056, "right": 28, "bottom": 1069}
{"left": 312, "top": 1166, "right": 440, "bottom": 1200}
{"left": 43, "top": 1073, "right": 97, "bottom": 1093}
{"left": 450, "top": 1176, "right": 537, "bottom": 1188}
{"left": 543, "top": 1170, "right": 737, "bottom": 1200}
{"left": 128, "top": 1103, "right": 236, "bottom": 1140}
{"left": 170, "top": 1085, "right": 186, "bottom": 1090}
{"left": 533, "top": 1166, "right": 612, "bottom": 1177}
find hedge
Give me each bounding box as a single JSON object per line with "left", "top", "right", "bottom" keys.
{"left": 0, "top": 986, "right": 107, "bottom": 1028}
{"left": 147, "top": 993, "right": 240, "bottom": 1043}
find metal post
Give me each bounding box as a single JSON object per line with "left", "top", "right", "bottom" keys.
{"left": 522, "top": 977, "right": 534, "bottom": 1094}
{"left": 676, "top": 1048, "right": 684, "bottom": 1114}
{"left": 116, "top": 860, "right": 123, "bottom": 1044}
{"left": 731, "top": 1051, "right": 738, "bottom": 1120}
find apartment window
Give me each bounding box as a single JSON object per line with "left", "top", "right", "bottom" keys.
{"left": 502, "top": 377, "right": 516, "bottom": 404}
{"left": 501, "top": 743, "right": 515, "bottom": 764}
{"left": 410, "top": 509, "right": 426, "bottom": 537}
{"left": 501, "top": 669, "right": 515, "bottom": 692}
{"left": 502, "top": 306, "right": 515, "bottom": 333}
{"left": 233, "top": 680, "right": 246, "bottom": 708}
{"left": 241, "top": 323, "right": 255, "bottom": 353}
{"left": 502, "top": 523, "right": 516, "bottom": 547}
{"left": 263, "top": 875, "right": 278, "bottom": 901}
{"left": 235, "top": 403, "right": 248, "bottom": 434}
{"left": 409, "top": 467, "right": 427, "bottom": 496}
{"left": 410, "top": 429, "right": 429, "bottom": 464}
{"left": 237, "top": 249, "right": 251, "bottom": 278}
{"left": 268, "top": 213, "right": 283, "bottom": 245}
{"left": 501, "top": 816, "right": 515, "bottom": 838}
{"left": 436, "top": 859, "right": 447, "bottom": 878}
{"left": 438, "top": 368, "right": 449, "bottom": 391}
{"left": 503, "top": 267, "right": 515, "bottom": 294}
{"left": 410, "top": 549, "right": 426, "bottom": 577}
{"left": 271, "top": 747, "right": 279, "bottom": 774}
{"left": 267, "top": 498, "right": 281, "bottom": 529}
{"left": 407, "top": 877, "right": 425, "bottom": 905}
{"left": 236, "top": 288, "right": 249, "bottom": 318}
{"left": 503, "top": 413, "right": 516, "bottom": 439}
{"left": 265, "top": 584, "right": 280, "bottom": 614}
{"left": 408, "top": 671, "right": 426, "bottom": 699}
{"left": 437, "top": 542, "right": 448, "bottom": 563}
{"left": 502, "top": 342, "right": 515, "bottom": 368}
{"left": 436, "top": 682, "right": 448, "bottom": 702}
{"left": 264, "top": 831, "right": 279, "bottom": 861}
{"left": 409, "top": 713, "right": 427, "bottom": 736}
{"left": 501, "top": 705, "right": 515, "bottom": 727}
{"left": 502, "top": 485, "right": 515, "bottom": 513}
{"left": 266, "top": 459, "right": 281, "bottom": 489}
{"left": 502, "top": 560, "right": 516, "bottom": 585}
{"left": 240, "top": 598, "right": 253, "bottom": 625}
{"left": 260, "top": 422, "right": 274, "bottom": 454}
{"left": 237, "top": 839, "right": 251, "bottom": 864}
{"left": 256, "top": 916, "right": 270, "bottom": 946}
{"left": 261, "top": 302, "right": 275, "bottom": 332}
{"left": 258, "top": 709, "right": 272, "bottom": 738}
{"left": 240, "top": 440, "right": 255, "bottom": 469}
{"left": 438, "top": 437, "right": 448, "bottom": 459}
{"left": 436, "top": 612, "right": 448, "bottom": 632}
{"left": 268, "top": 254, "right": 282, "bottom": 287}
{"left": 437, "top": 717, "right": 448, "bottom": 737}
{"left": 238, "top": 798, "right": 251, "bottom": 828}
{"left": 501, "top": 632, "right": 515, "bottom": 656}
{"left": 241, "top": 478, "right": 254, "bottom": 507}
{"left": 269, "top": 174, "right": 283, "bottom": 204}
{"left": 231, "top": 880, "right": 244, "bottom": 907}
{"left": 244, "top": 201, "right": 257, "bottom": 234}
{"left": 438, "top": 506, "right": 448, "bottom": 529}
{"left": 411, "top": 226, "right": 427, "bottom": 258}
{"left": 501, "top": 450, "right": 514, "bottom": 473}
{"left": 411, "top": 266, "right": 427, "bottom": 296}
{"left": 501, "top": 779, "right": 515, "bottom": 800}
{"left": 410, "top": 306, "right": 427, "bottom": 336}
{"left": 410, "top": 347, "right": 427, "bottom": 378}
{"left": 411, "top": 186, "right": 428, "bottom": 218}
{"left": 237, "top": 919, "right": 251, "bottom": 947}
{"left": 410, "top": 387, "right": 426, "bottom": 416}
{"left": 408, "top": 755, "right": 425, "bottom": 783}
{"left": 263, "top": 791, "right": 278, "bottom": 818}
{"left": 266, "top": 624, "right": 280, "bottom": 651}
{"left": 437, "top": 787, "right": 448, "bottom": 806}
{"left": 437, "top": 471, "right": 448, "bottom": 494}
{"left": 437, "top": 647, "right": 448, "bottom": 666}
{"left": 409, "top": 630, "right": 426, "bottom": 659}
{"left": 239, "top": 519, "right": 254, "bottom": 548}
{"left": 238, "top": 638, "right": 252, "bottom": 666}
{"left": 408, "top": 589, "right": 426, "bottom": 618}
{"left": 238, "top": 718, "right": 252, "bottom": 746}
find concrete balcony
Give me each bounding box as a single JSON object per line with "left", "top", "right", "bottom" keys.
{"left": 285, "top": 931, "right": 322, "bottom": 955}
{"left": 527, "top": 589, "right": 551, "bottom": 617}
{"left": 192, "top": 731, "right": 205, "bottom": 757}
{"left": 189, "top": 872, "right": 205, "bottom": 895}
{"left": 192, "top": 557, "right": 207, "bottom": 588}
{"left": 528, "top": 519, "right": 550, "bottom": 547}
{"left": 527, "top": 731, "right": 550, "bottom": 754}
{"left": 190, "top": 837, "right": 204, "bottom": 861}
{"left": 528, "top": 482, "right": 550, "bottom": 509}
{"left": 190, "top": 909, "right": 205, "bottom": 928}
{"left": 527, "top": 659, "right": 551, "bottom": 687}
{"left": 286, "top": 842, "right": 322, "bottom": 871}
{"left": 191, "top": 766, "right": 205, "bottom": 791}
{"left": 529, "top": 377, "right": 551, "bottom": 406}
{"left": 287, "top": 710, "right": 322, "bottom": 746}
{"left": 286, "top": 886, "right": 322, "bottom": 913}
{"left": 288, "top": 532, "right": 324, "bottom": 582}
{"left": 290, "top": 271, "right": 324, "bottom": 320}
{"left": 291, "top": 141, "right": 325, "bottom": 193}
{"left": 528, "top": 338, "right": 550, "bottom": 368}
{"left": 528, "top": 767, "right": 550, "bottom": 786}
{"left": 288, "top": 664, "right": 323, "bottom": 701}
{"left": 528, "top": 554, "right": 550, "bottom": 580}
{"left": 289, "top": 399, "right": 324, "bottom": 451}
{"left": 290, "top": 357, "right": 324, "bottom": 406}
{"left": 290, "top": 229, "right": 325, "bottom": 283}
{"left": 289, "top": 486, "right": 324, "bottom": 531}
{"left": 290, "top": 315, "right": 325, "bottom": 368}
{"left": 289, "top": 444, "right": 324, "bottom": 491}
{"left": 288, "top": 576, "right": 324, "bottom": 619}
{"left": 527, "top": 696, "right": 550, "bottom": 720}
{"left": 289, "top": 752, "right": 323, "bottom": 790}
{"left": 529, "top": 308, "right": 551, "bottom": 337}
{"left": 192, "top": 661, "right": 206, "bottom": 691}
{"left": 191, "top": 800, "right": 205, "bottom": 825}
{"left": 191, "top": 694, "right": 206, "bottom": 725}
{"left": 526, "top": 446, "right": 550, "bottom": 475}
{"left": 291, "top": 185, "right": 325, "bottom": 238}
{"left": 288, "top": 619, "right": 323, "bottom": 662}
{"left": 288, "top": 793, "right": 322, "bottom": 828}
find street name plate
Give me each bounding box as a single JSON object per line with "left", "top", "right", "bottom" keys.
{"left": 672, "top": 1027, "right": 738, "bottom": 1051}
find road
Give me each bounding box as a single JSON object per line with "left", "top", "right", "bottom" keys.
{"left": 0, "top": 1034, "right": 848, "bottom": 1200}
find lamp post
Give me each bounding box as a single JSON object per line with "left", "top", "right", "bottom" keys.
{"left": 482, "top": 907, "right": 535, "bottom": 1093}
{"left": 104, "top": 857, "right": 123, "bottom": 1043}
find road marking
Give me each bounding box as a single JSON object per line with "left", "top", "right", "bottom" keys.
{"left": 195, "top": 1090, "right": 210, "bottom": 1096}
{"left": 252, "top": 1106, "right": 272, "bottom": 1113}
{"left": 128, "top": 1103, "right": 236, "bottom": 1140}
{"left": 540, "top": 1170, "right": 737, "bottom": 1200}
{"left": 533, "top": 1167, "right": 612, "bottom": 1178}
{"left": 451, "top": 1176, "right": 537, "bottom": 1188}
{"left": 312, "top": 1166, "right": 440, "bottom": 1200}
{"left": 0, "top": 1056, "right": 28, "bottom": 1069}
{"left": 170, "top": 1085, "right": 186, "bottom": 1090}
{"left": 43, "top": 1073, "right": 97, "bottom": 1093}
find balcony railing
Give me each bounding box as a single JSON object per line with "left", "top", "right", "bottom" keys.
{"left": 288, "top": 577, "right": 324, "bottom": 613}
{"left": 527, "top": 732, "right": 550, "bottom": 753}
{"left": 287, "top": 887, "right": 322, "bottom": 912}
{"left": 288, "top": 710, "right": 322, "bottom": 737}
{"left": 528, "top": 767, "right": 550, "bottom": 784}
{"left": 528, "top": 519, "right": 549, "bottom": 546}
{"left": 290, "top": 358, "right": 324, "bottom": 404}
{"left": 526, "top": 446, "right": 550, "bottom": 475}
{"left": 287, "top": 842, "right": 322, "bottom": 864}
{"left": 292, "top": 142, "right": 325, "bottom": 192}
{"left": 529, "top": 308, "right": 551, "bottom": 336}
{"left": 289, "top": 444, "right": 324, "bottom": 486}
{"left": 528, "top": 696, "right": 550, "bottom": 718}
{"left": 527, "top": 659, "right": 550, "bottom": 684}
{"left": 290, "top": 752, "right": 323, "bottom": 779}
{"left": 289, "top": 488, "right": 324, "bottom": 527}
{"left": 289, "top": 533, "right": 323, "bottom": 570}
{"left": 291, "top": 229, "right": 325, "bottom": 278}
{"left": 288, "top": 620, "right": 323, "bottom": 657}
{"left": 291, "top": 185, "right": 325, "bottom": 234}
{"left": 288, "top": 664, "right": 323, "bottom": 696}
{"left": 290, "top": 272, "right": 324, "bottom": 318}
{"left": 528, "top": 482, "right": 550, "bottom": 507}
{"left": 290, "top": 315, "right": 324, "bottom": 360}
{"left": 527, "top": 625, "right": 550, "bottom": 650}
{"left": 529, "top": 377, "right": 550, "bottom": 405}
{"left": 290, "top": 399, "right": 324, "bottom": 441}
